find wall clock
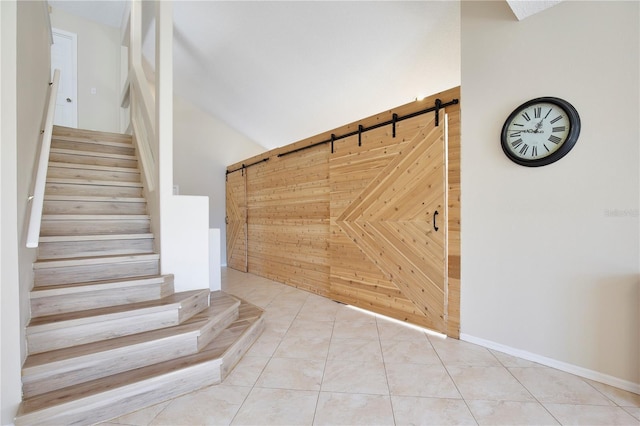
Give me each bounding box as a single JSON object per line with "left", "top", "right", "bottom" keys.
{"left": 501, "top": 97, "right": 581, "bottom": 167}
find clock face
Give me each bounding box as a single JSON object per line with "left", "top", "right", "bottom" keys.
{"left": 501, "top": 97, "right": 580, "bottom": 167}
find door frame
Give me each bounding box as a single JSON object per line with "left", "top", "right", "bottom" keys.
{"left": 51, "top": 27, "right": 78, "bottom": 128}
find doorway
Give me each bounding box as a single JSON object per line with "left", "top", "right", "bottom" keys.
{"left": 51, "top": 28, "right": 77, "bottom": 128}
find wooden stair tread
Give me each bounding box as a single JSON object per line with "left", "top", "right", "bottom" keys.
{"left": 48, "top": 161, "right": 141, "bottom": 173}
{"left": 46, "top": 178, "right": 142, "bottom": 187}
{"left": 44, "top": 195, "right": 146, "bottom": 203}
{"left": 17, "top": 299, "right": 264, "bottom": 418}
{"left": 33, "top": 253, "right": 159, "bottom": 269}
{"left": 50, "top": 148, "right": 136, "bottom": 161}
{"left": 53, "top": 126, "right": 133, "bottom": 143}
{"left": 42, "top": 214, "right": 149, "bottom": 220}
{"left": 52, "top": 135, "right": 133, "bottom": 149}
{"left": 24, "top": 293, "right": 240, "bottom": 369}
{"left": 39, "top": 233, "right": 153, "bottom": 243}
{"left": 27, "top": 289, "right": 208, "bottom": 329}
{"left": 30, "top": 275, "right": 171, "bottom": 298}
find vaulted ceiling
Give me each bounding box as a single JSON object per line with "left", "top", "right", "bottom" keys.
{"left": 47, "top": 1, "right": 560, "bottom": 149}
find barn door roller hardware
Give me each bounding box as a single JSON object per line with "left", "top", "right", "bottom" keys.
{"left": 277, "top": 97, "right": 458, "bottom": 158}
{"left": 226, "top": 157, "right": 269, "bottom": 178}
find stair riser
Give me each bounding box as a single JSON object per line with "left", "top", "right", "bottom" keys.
{"left": 50, "top": 152, "right": 137, "bottom": 169}
{"left": 22, "top": 334, "right": 198, "bottom": 398}
{"left": 16, "top": 360, "right": 223, "bottom": 426}
{"left": 40, "top": 219, "right": 150, "bottom": 236}
{"left": 33, "top": 260, "right": 159, "bottom": 287}
{"left": 27, "top": 310, "right": 181, "bottom": 354}
{"left": 43, "top": 200, "right": 147, "bottom": 215}
{"left": 53, "top": 127, "right": 133, "bottom": 144}
{"left": 45, "top": 183, "right": 143, "bottom": 198}
{"left": 30, "top": 280, "right": 173, "bottom": 317}
{"left": 52, "top": 140, "right": 135, "bottom": 157}
{"left": 220, "top": 316, "right": 265, "bottom": 379}
{"left": 47, "top": 166, "right": 140, "bottom": 183}
{"left": 37, "top": 238, "right": 154, "bottom": 260}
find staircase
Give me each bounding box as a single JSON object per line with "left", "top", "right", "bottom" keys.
{"left": 16, "top": 126, "right": 264, "bottom": 426}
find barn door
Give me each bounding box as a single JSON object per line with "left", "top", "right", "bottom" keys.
{"left": 225, "top": 170, "right": 248, "bottom": 272}
{"left": 330, "top": 113, "right": 448, "bottom": 333}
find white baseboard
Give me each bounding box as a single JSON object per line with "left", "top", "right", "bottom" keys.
{"left": 460, "top": 333, "right": 640, "bottom": 395}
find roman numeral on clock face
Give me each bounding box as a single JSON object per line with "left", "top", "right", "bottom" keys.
{"left": 548, "top": 135, "right": 562, "bottom": 144}
{"left": 511, "top": 139, "right": 523, "bottom": 148}
{"left": 550, "top": 115, "right": 563, "bottom": 124}
{"left": 519, "top": 143, "right": 529, "bottom": 155}
{"left": 534, "top": 107, "right": 541, "bottom": 118}
{"left": 521, "top": 112, "right": 531, "bottom": 121}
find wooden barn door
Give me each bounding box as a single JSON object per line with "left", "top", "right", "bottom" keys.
{"left": 225, "top": 169, "right": 248, "bottom": 271}
{"left": 329, "top": 113, "right": 448, "bottom": 333}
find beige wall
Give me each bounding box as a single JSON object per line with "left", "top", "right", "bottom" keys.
{"left": 173, "top": 95, "right": 266, "bottom": 265}
{"left": 50, "top": 7, "right": 120, "bottom": 133}
{"left": 2, "top": 1, "right": 51, "bottom": 423}
{"left": 1, "top": 2, "right": 21, "bottom": 423}
{"left": 461, "top": 1, "right": 639, "bottom": 390}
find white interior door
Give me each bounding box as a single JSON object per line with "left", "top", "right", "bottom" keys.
{"left": 51, "top": 28, "right": 77, "bottom": 128}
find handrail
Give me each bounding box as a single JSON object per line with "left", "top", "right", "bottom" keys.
{"left": 128, "top": 62, "right": 156, "bottom": 190}
{"left": 26, "top": 69, "right": 60, "bottom": 248}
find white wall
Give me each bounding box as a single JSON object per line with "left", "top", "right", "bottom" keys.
{"left": 50, "top": 7, "right": 120, "bottom": 133}
{"left": 173, "top": 95, "right": 266, "bottom": 265}
{"left": 0, "top": 3, "right": 21, "bottom": 423}
{"left": 461, "top": 1, "right": 639, "bottom": 391}
{"left": 2, "top": 1, "right": 51, "bottom": 423}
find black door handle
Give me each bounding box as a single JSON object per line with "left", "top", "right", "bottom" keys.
{"left": 433, "top": 210, "right": 439, "bottom": 232}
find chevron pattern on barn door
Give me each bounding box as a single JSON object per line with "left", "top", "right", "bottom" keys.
{"left": 330, "top": 114, "right": 447, "bottom": 333}
{"left": 226, "top": 170, "right": 247, "bottom": 272}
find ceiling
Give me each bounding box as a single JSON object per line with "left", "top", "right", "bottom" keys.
{"left": 47, "top": 1, "right": 559, "bottom": 150}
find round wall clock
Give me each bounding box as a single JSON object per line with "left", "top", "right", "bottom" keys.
{"left": 501, "top": 97, "right": 581, "bottom": 167}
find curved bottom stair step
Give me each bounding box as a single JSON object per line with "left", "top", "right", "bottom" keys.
{"left": 22, "top": 292, "right": 241, "bottom": 398}
{"left": 15, "top": 297, "right": 265, "bottom": 426}
{"left": 26, "top": 289, "right": 210, "bottom": 354}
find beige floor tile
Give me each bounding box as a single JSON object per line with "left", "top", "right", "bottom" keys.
{"left": 149, "top": 385, "right": 251, "bottom": 425}
{"left": 509, "top": 367, "right": 615, "bottom": 406}
{"left": 623, "top": 406, "right": 640, "bottom": 421}
{"left": 429, "top": 337, "right": 502, "bottom": 367}
{"left": 245, "top": 329, "right": 286, "bottom": 357}
{"left": 256, "top": 357, "right": 325, "bottom": 391}
{"left": 334, "top": 305, "right": 377, "bottom": 323}
{"left": 380, "top": 337, "right": 441, "bottom": 364}
{"left": 314, "top": 392, "right": 394, "bottom": 425}
{"left": 328, "top": 338, "right": 383, "bottom": 362}
{"left": 108, "top": 400, "right": 171, "bottom": 425}
{"left": 587, "top": 380, "right": 640, "bottom": 407}
{"left": 448, "top": 366, "right": 535, "bottom": 402}
{"left": 223, "top": 356, "right": 270, "bottom": 387}
{"left": 543, "top": 402, "right": 640, "bottom": 425}
{"left": 287, "top": 318, "right": 335, "bottom": 339}
{"left": 296, "top": 299, "right": 340, "bottom": 321}
{"left": 322, "top": 359, "right": 389, "bottom": 395}
{"left": 274, "top": 334, "right": 331, "bottom": 360}
{"left": 490, "top": 350, "right": 545, "bottom": 368}
{"left": 332, "top": 318, "right": 379, "bottom": 340}
{"left": 376, "top": 317, "right": 432, "bottom": 341}
{"left": 466, "top": 400, "right": 559, "bottom": 425}
{"left": 391, "top": 396, "right": 477, "bottom": 425}
{"left": 231, "top": 387, "right": 318, "bottom": 425}
{"left": 385, "top": 362, "right": 461, "bottom": 399}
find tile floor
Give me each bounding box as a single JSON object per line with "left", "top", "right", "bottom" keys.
{"left": 105, "top": 268, "right": 640, "bottom": 425}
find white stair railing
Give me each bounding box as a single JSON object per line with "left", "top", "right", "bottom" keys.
{"left": 26, "top": 69, "right": 60, "bottom": 248}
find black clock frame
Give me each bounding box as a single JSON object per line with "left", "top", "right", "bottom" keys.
{"left": 500, "top": 96, "right": 581, "bottom": 167}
